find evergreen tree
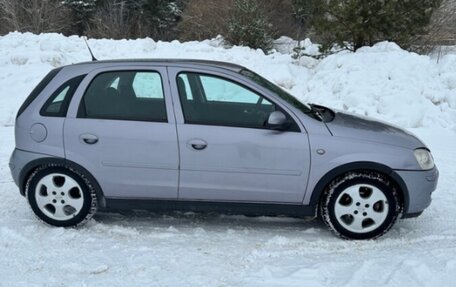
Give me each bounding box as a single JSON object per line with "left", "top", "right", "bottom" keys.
{"left": 293, "top": 0, "right": 325, "bottom": 28}
{"left": 83, "top": 0, "right": 181, "bottom": 39}
{"left": 293, "top": 0, "right": 442, "bottom": 51}
{"left": 140, "top": 0, "right": 182, "bottom": 38}
{"left": 62, "top": 0, "right": 98, "bottom": 34}
{"left": 226, "top": 0, "right": 274, "bottom": 53}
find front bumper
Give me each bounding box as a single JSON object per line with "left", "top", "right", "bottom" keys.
{"left": 395, "top": 166, "right": 439, "bottom": 218}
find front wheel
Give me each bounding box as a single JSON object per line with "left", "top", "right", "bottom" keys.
{"left": 320, "top": 172, "right": 401, "bottom": 240}
{"left": 25, "top": 165, "right": 97, "bottom": 227}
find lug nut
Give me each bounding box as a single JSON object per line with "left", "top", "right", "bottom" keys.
{"left": 52, "top": 199, "right": 57, "bottom": 203}
{"left": 356, "top": 202, "right": 361, "bottom": 206}
{"left": 354, "top": 210, "right": 358, "bottom": 214}
{"left": 61, "top": 192, "right": 65, "bottom": 196}
{"left": 363, "top": 212, "right": 367, "bottom": 216}
{"left": 365, "top": 204, "right": 370, "bottom": 208}
{"left": 61, "top": 200, "right": 65, "bottom": 204}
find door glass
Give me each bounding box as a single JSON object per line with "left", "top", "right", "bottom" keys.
{"left": 177, "top": 74, "right": 193, "bottom": 100}
{"left": 200, "top": 76, "right": 261, "bottom": 103}
{"left": 41, "top": 75, "right": 85, "bottom": 117}
{"left": 133, "top": 72, "right": 164, "bottom": 98}
{"left": 177, "top": 72, "right": 276, "bottom": 129}
{"left": 80, "top": 71, "right": 167, "bottom": 122}
{"left": 110, "top": 77, "right": 119, "bottom": 89}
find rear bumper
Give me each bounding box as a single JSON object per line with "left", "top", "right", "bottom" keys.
{"left": 9, "top": 148, "right": 53, "bottom": 193}
{"left": 395, "top": 166, "right": 439, "bottom": 218}
{"left": 9, "top": 148, "right": 21, "bottom": 187}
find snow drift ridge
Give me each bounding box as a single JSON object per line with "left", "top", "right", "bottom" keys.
{"left": 0, "top": 32, "right": 455, "bottom": 129}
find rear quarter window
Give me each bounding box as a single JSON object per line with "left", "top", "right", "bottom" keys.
{"left": 40, "top": 75, "right": 86, "bottom": 117}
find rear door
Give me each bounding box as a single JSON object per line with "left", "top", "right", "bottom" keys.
{"left": 64, "top": 66, "right": 179, "bottom": 199}
{"left": 169, "top": 67, "right": 311, "bottom": 203}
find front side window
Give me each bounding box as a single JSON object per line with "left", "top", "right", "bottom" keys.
{"left": 177, "top": 72, "right": 294, "bottom": 130}
{"left": 239, "top": 69, "right": 321, "bottom": 121}
{"left": 199, "top": 75, "right": 261, "bottom": 103}
{"left": 79, "top": 71, "right": 167, "bottom": 122}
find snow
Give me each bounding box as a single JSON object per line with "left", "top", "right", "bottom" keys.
{"left": 0, "top": 32, "right": 456, "bottom": 286}
{"left": 1, "top": 32, "right": 455, "bottom": 129}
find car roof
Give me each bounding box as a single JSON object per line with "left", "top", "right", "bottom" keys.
{"left": 70, "top": 59, "right": 245, "bottom": 73}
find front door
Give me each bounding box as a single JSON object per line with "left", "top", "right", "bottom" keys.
{"left": 170, "top": 68, "right": 310, "bottom": 203}
{"left": 64, "top": 67, "right": 179, "bottom": 199}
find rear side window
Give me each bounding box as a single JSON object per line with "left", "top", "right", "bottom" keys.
{"left": 16, "top": 67, "right": 62, "bottom": 118}
{"left": 40, "top": 75, "right": 86, "bottom": 117}
{"left": 132, "top": 72, "right": 164, "bottom": 99}
{"left": 78, "top": 70, "right": 167, "bottom": 122}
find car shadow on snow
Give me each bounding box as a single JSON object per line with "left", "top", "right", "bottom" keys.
{"left": 87, "top": 209, "right": 433, "bottom": 243}
{"left": 91, "top": 209, "right": 328, "bottom": 235}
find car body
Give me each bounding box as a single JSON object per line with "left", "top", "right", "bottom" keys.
{"left": 9, "top": 59, "right": 439, "bottom": 239}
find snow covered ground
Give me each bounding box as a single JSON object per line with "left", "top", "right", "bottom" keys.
{"left": 0, "top": 33, "right": 455, "bottom": 286}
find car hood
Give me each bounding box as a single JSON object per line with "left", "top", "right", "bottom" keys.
{"left": 324, "top": 110, "right": 425, "bottom": 149}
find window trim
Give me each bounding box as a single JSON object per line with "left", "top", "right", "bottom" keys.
{"left": 40, "top": 74, "right": 86, "bottom": 118}
{"left": 77, "top": 69, "right": 168, "bottom": 123}
{"left": 176, "top": 71, "right": 300, "bottom": 132}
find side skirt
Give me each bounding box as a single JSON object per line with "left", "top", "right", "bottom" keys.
{"left": 104, "top": 198, "right": 317, "bottom": 218}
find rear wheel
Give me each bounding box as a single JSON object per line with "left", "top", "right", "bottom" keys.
{"left": 320, "top": 172, "right": 401, "bottom": 240}
{"left": 25, "top": 165, "right": 97, "bottom": 227}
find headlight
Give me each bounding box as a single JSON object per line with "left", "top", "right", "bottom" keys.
{"left": 414, "top": 149, "right": 434, "bottom": 170}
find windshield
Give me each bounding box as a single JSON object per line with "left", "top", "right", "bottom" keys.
{"left": 239, "top": 69, "right": 321, "bottom": 121}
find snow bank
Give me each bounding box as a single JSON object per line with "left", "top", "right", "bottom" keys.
{"left": 299, "top": 43, "right": 456, "bottom": 128}
{"left": 0, "top": 32, "right": 455, "bottom": 129}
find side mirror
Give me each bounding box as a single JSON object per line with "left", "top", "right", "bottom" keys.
{"left": 267, "top": 111, "right": 289, "bottom": 130}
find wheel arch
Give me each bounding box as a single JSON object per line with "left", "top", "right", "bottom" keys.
{"left": 19, "top": 157, "right": 106, "bottom": 208}
{"left": 309, "top": 161, "right": 409, "bottom": 215}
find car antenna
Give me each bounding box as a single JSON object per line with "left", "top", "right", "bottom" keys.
{"left": 83, "top": 36, "right": 97, "bottom": 61}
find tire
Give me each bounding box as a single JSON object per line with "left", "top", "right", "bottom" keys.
{"left": 320, "top": 172, "right": 401, "bottom": 240}
{"left": 25, "top": 165, "right": 98, "bottom": 227}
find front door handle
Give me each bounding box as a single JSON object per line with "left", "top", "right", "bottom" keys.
{"left": 80, "top": 134, "right": 99, "bottom": 145}
{"left": 187, "top": 139, "right": 207, "bottom": 151}
{"left": 191, "top": 143, "right": 207, "bottom": 150}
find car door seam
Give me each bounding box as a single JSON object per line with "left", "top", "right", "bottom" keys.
{"left": 166, "top": 66, "right": 182, "bottom": 199}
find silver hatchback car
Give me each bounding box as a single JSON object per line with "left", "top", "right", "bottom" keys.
{"left": 9, "top": 59, "right": 438, "bottom": 239}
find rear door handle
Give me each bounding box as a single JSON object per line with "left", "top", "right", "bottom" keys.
{"left": 80, "top": 134, "right": 99, "bottom": 145}
{"left": 187, "top": 139, "right": 207, "bottom": 151}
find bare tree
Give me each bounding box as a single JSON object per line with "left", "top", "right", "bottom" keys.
{"left": 177, "top": 0, "right": 299, "bottom": 42}
{"left": 176, "top": 0, "right": 234, "bottom": 41}
{"left": 85, "top": 1, "right": 138, "bottom": 39}
{"left": 413, "top": 0, "right": 456, "bottom": 53}
{"left": 0, "top": 0, "right": 71, "bottom": 34}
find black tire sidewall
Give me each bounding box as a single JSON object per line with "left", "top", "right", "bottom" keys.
{"left": 27, "top": 167, "right": 94, "bottom": 227}
{"left": 326, "top": 176, "right": 399, "bottom": 240}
